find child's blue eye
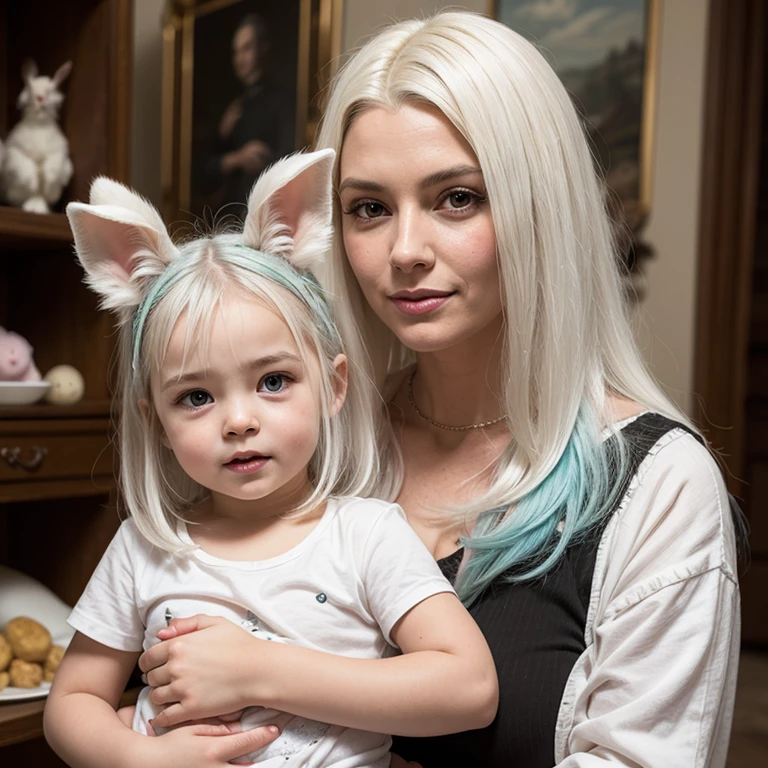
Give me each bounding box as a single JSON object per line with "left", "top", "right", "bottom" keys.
{"left": 260, "top": 374, "right": 287, "bottom": 393}
{"left": 180, "top": 390, "right": 213, "bottom": 408}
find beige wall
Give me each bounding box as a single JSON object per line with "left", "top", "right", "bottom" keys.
{"left": 637, "top": 1, "right": 709, "bottom": 414}
{"left": 342, "top": 1, "right": 486, "bottom": 50}
{"left": 131, "top": 1, "right": 707, "bottom": 414}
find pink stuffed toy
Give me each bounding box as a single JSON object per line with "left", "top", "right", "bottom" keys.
{"left": 0, "top": 327, "right": 41, "bottom": 381}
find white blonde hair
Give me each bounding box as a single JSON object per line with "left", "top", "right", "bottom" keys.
{"left": 69, "top": 152, "right": 385, "bottom": 554}
{"left": 316, "top": 11, "right": 688, "bottom": 529}
{"left": 118, "top": 237, "right": 381, "bottom": 552}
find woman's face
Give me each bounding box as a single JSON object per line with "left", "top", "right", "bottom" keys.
{"left": 339, "top": 103, "right": 502, "bottom": 354}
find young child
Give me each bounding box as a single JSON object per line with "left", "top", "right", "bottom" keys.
{"left": 43, "top": 150, "right": 497, "bottom": 768}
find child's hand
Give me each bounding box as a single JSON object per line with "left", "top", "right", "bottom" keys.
{"left": 139, "top": 614, "right": 272, "bottom": 729}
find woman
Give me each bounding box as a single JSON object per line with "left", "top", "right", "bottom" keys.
{"left": 136, "top": 11, "right": 740, "bottom": 767}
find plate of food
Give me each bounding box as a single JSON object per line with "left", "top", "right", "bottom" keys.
{"left": 0, "top": 565, "right": 74, "bottom": 702}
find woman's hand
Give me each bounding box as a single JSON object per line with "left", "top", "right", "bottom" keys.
{"left": 139, "top": 720, "right": 280, "bottom": 767}
{"left": 138, "top": 614, "right": 272, "bottom": 729}
{"left": 390, "top": 756, "right": 423, "bottom": 768}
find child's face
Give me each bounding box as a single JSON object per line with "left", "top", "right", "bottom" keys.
{"left": 149, "top": 296, "right": 343, "bottom": 515}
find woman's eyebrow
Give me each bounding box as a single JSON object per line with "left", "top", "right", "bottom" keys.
{"left": 338, "top": 178, "right": 386, "bottom": 195}
{"left": 419, "top": 165, "right": 483, "bottom": 188}
{"left": 338, "top": 165, "right": 483, "bottom": 195}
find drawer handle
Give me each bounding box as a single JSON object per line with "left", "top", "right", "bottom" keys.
{"left": 1, "top": 445, "right": 48, "bottom": 472}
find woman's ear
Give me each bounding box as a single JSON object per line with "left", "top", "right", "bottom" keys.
{"left": 139, "top": 397, "right": 170, "bottom": 448}
{"left": 329, "top": 354, "right": 348, "bottom": 417}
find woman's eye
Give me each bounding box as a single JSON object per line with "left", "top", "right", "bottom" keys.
{"left": 441, "top": 190, "right": 479, "bottom": 210}
{"left": 260, "top": 374, "right": 287, "bottom": 393}
{"left": 345, "top": 200, "right": 387, "bottom": 220}
{"left": 179, "top": 390, "right": 213, "bottom": 408}
{"left": 361, "top": 202, "right": 385, "bottom": 218}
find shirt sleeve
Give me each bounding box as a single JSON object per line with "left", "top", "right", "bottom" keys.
{"left": 67, "top": 520, "right": 146, "bottom": 652}
{"left": 357, "top": 503, "right": 456, "bottom": 647}
{"left": 555, "top": 431, "right": 741, "bottom": 767}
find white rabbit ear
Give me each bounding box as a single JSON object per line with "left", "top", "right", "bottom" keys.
{"left": 66, "top": 177, "right": 179, "bottom": 315}
{"left": 242, "top": 149, "right": 335, "bottom": 271}
{"left": 52, "top": 61, "right": 72, "bottom": 88}
{"left": 22, "top": 59, "right": 37, "bottom": 83}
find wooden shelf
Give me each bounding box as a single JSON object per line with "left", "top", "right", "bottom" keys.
{"left": 0, "top": 400, "right": 111, "bottom": 421}
{"left": 0, "top": 687, "right": 140, "bottom": 748}
{"left": 0, "top": 477, "right": 115, "bottom": 503}
{"left": 0, "top": 1, "right": 132, "bottom": 762}
{"left": 0, "top": 208, "right": 71, "bottom": 249}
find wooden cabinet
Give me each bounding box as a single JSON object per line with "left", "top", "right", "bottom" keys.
{"left": 0, "top": 0, "right": 132, "bottom": 760}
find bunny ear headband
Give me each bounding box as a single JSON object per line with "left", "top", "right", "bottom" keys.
{"left": 66, "top": 149, "right": 336, "bottom": 370}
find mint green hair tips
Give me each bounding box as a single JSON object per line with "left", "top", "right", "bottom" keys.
{"left": 130, "top": 242, "right": 340, "bottom": 372}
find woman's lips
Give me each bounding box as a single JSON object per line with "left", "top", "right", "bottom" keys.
{"left": 390, "top": 293, "right": 454, "bottom": 315}
{"left": 223, "top": 456, "right": 270, "bottom": 474}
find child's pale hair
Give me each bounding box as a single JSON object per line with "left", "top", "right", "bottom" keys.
{"left": 68, "top": 150, "right": 383, "bottom": 552}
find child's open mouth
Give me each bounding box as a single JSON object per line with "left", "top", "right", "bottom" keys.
{"left": 224, "top": 454, "right": 270, "bottom": 473}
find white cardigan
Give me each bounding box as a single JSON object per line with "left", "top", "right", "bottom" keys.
{"left": 555, "top": 420, "right": 740, "bottom": 766}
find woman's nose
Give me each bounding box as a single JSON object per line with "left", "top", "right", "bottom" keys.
{"left": 388, "top": 208, "right": 434, "bottom": 273}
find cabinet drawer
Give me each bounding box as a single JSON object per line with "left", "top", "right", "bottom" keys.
{"left": 0, "top": 419, "right": 114, "bottom": 484}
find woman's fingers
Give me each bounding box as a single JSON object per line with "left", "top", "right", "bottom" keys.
{"left": 205, "top": 725, "right": 280, "bottom": 763}
{"left": 216, "top": 709, "right": 246, "bottom": 723}
{"left": 150, "top": 682, "right": 184, "bottom": 708}
{"left": 188, "top": 723, "right": 238, "bottom": 738}
{"left": 144, "top": 665, "right": 172, "bottom": 688}
{"left": 389, "top": 757, "right": 423, "bottom": 768}
{"left": 138, "top": 640, "right": 168, "bottom": 674}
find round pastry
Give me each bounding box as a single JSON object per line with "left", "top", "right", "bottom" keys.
{"left": 0, "top": 634, "right": 12, "bottom": 671}
{"left": 5, "top": 616, "right": 52, "bottom": 662}
{"left": 9, "top": 658, "right": 43, "bottom": 688}
{"left": 43, "top": 669, "right": 56, "bottom": 683}
{"left": 43, "top": 365, "right": 85, "bottom": 405}
{"left": 0, "top": 671, "right": 9, "bottom": 691}
{"left": 45, "top": 644, "right": 65, "bottom": 675}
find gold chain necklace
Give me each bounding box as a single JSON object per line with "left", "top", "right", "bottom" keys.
{"left": 407, "top": 371, "right": 507, "bottom": 431}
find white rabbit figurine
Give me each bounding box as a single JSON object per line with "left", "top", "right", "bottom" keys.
{"left": 2, "top": 60, "right": 73, "bottom": 213}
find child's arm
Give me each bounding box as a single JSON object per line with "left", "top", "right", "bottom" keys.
{"left": 44, "top": 631, "right": 279, "bottom": 768}
{"left": 142, "top": 592, "right": 498, "bottom": 737}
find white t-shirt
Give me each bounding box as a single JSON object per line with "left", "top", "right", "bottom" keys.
{"left": 68, "top": 497, "right": 455, "bottom": 768}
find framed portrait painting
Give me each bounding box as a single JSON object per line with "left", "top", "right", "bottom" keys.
{"left": 492, "top": 0, "right": 659, "bottom": 227}
{"left": 162, "top": 0, "right": 342, "bottom": 223}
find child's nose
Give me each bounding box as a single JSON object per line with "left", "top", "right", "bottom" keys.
{"left": 224, "top": 399, "right": 260, "bottom": 436}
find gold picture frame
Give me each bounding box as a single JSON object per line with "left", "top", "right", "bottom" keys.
{"left": 490, "top": 0, "right": 660, "bottom": 227}
{"left": 161, "top": 0, "right": 342, "bottom": 222}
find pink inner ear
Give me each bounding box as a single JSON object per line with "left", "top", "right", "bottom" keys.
{"left": 272, "top": 158, "right": 330, "bottom": 240}
{"left": 276, "top": 179, "right": 306, "bottom": 236}
{"left": 84, "top": 213, "right": 154, "bottom": 279}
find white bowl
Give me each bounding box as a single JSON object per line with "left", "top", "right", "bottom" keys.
{"left": 0, "top": 381, "right": 51, "bottom": 405}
